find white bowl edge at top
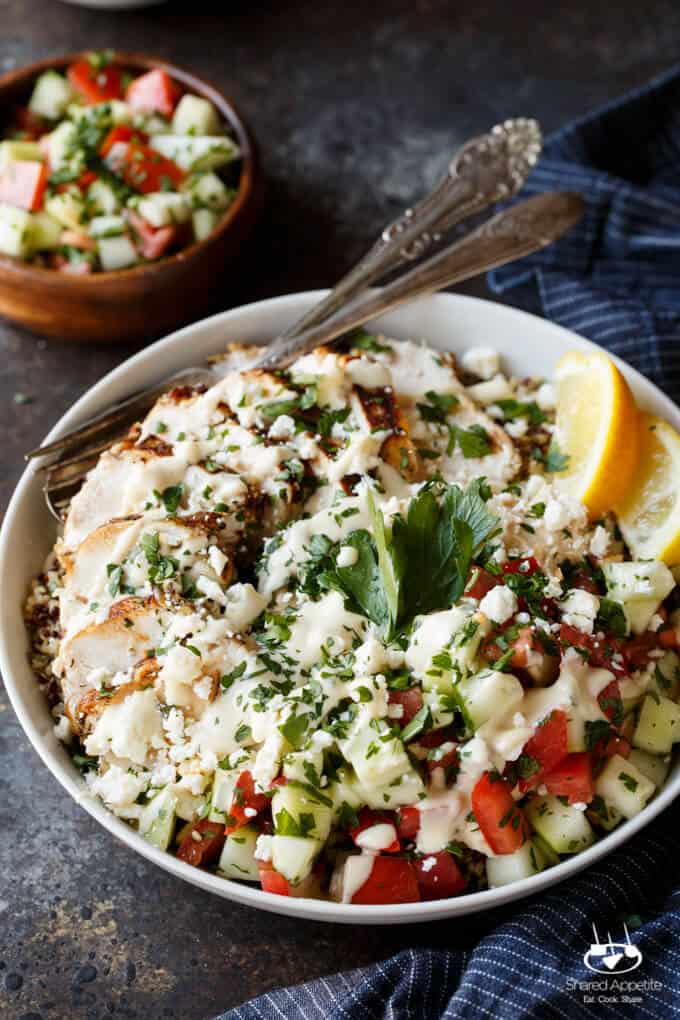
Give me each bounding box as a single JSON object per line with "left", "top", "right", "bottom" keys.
{"left": 1, "top": 290, "right": 679, "bottom": 925}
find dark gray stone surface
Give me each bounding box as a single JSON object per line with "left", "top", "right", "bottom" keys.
{"left": 1, "top": 1, "right": 679, "bottom": 1017}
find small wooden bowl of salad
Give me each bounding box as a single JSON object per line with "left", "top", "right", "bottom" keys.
{"left": 0, "top": 51, "right": 262, "bottom": 342}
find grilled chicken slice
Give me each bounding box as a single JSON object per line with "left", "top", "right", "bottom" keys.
{"left": 58, "top": 514, "right": 235, "bottom": 640}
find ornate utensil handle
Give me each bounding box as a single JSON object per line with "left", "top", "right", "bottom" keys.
{"left": 258, "top": 190, "right": 583, "bottom": 370}
{"left": 272, "top": 117, "right": 542, "bottom": 346}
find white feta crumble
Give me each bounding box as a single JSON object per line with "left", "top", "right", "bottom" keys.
{"left": 91, "top": 764, "right": 147, "bottom": 810}
{"left": 535, "top": 382, "right": 556, "bottom": 411}
{"left": 53, "top": 714, "right": 73, "bottom": 743}
{"left": 460, "top": 346, "right": 500, "bottom": 381}
{"left": 268, "top": 414, "right": 297, "bottom": 440}
{"left": 648, "top": 614, "right": 664, "bottom": 633}
{"left": 208, "top": 544, "right": 228, "bottom": 577}
{"left": 466, "top": 373, "right": 513, "bottom": 405}
{"left": 420, "top": 855, "right": 438, "bottom": 873}
{"left": 337, "top": 545, "right": 359, "bottom": 568}
{"left": 479, "top": 585, "right": 518, "bottom": 624}
{"left": 589, "top": 525, "right": 610, "bottom": 559}
{"left": 559, "top": 589, "right": 600, "bottom": 635}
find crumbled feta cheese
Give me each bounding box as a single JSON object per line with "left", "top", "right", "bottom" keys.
{"left": 337, "top": 545, "right": 359, "bottom": 568}
{"left": 85, "top": 689, "right": 164, "bottom": 765}
{"left": 91, "top": 764, "right": 147, "bottom": 810}
{"left": 420, "top": 855, "right": 437, "bottom": 873}
{"left": 559, "top": 589, "right": 600, "bottom": 635}
{"left": 208, "top": 545, "right": 228, "bottom": 577}
{"left": 244, "top": 807, "right": 258, "bottom": 818}
{"left": 460, "top": 346, "right": 500, "bottom": 381}
{"left": 53, "top": 714, "right": 73, "bottom": 743}
{"left": 387, "top": 702, "right": 404, "bottom": 719}
{"left": 479, "top": 585, "right": 518, "bottom": 624}
{"left": 543, "top": 498, "right": 571, "bottom": 532}
{"left": 648, "top": 614, "right": 664, "bottom": 633}
{"left": 505, "top": 418, "right": 528, "bottom": 439}
{"left": 466, "top": 373, "right": 514, "bottom": 405}
{"left": 589, "top": 525, "right": 610, "bottom": 559}
{"left": 535, "top": 382, "right": 556, "bottom": 410}
{"left": 268, "top": 414, "right": 297, "bottom": 440}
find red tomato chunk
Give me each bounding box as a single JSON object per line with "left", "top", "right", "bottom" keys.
{"left": 350, "top": 856, "right": 420, "bottom": 904}
{"left": 543, "top": 752, "right": 594, "bottom": 804}
{"left": 68, "top": 59, "right": 123, "bottom": 104}
{"left": 517, "top": 709, "right": 569, "bottom": 793}
{"left": 176, "top": 818, "right": 225, "bottom": 868}
{"left": 224, "top": 770, "right": 268, "bottom": 835}
{"left": 126, "top": 69, "right": 180, "bottom": 118}
{"left": 349, "top": 809, "right": 400, "bottom": 853}
{"left": 472, "top": 771, "right": 527, "bottom": 855}
{"left": 388, "top": 687, "right": 423, "bottom": 726}
{"left": 414, "top": 851, "right": 466, "bottom": 900}
{"left": 0, "top": 160, "right": 47, "bottom": 211}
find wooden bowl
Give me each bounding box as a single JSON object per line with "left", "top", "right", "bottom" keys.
{"left": 0, "top": 52, "right": 263, "bottom": 342}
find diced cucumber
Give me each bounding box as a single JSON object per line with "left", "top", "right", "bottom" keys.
{"left": 271, "top": 834, "right": 320, "bottom": 884}
{"left": 149, "top": 134, "right": 240, "bottom": 172}
{"left": 217, "top": 823, "right": 259, "bottom": 881}
{"left": 68, "top": 99, "right": 131, "bottom": 127}
{"left": 0, "top": 140, "right": 44, "bottom": 171}
{"left": 588, "top": 795, "right": 622, "bottom": 832}
{"left": 185, "top": 171, "right": 234, "bottom": 212}
{"left": 45, "top": 121, "right": 81, "bottom": 173}
{"left": 97, "top": 234, "right": 138, "bottom": 271}
{"left": 138, "top": 787, "right": 177, "bottom": 850}
{"left": 87, "top": 179, "right": 120, "bottom": 216}
{"left": 28, "top": 70, "right": 73, "bottom": 121}
{"left": 0, "top": 203, "right": 34, "bottom": 257}
{"left": 456, "top": 669, "right": 524, "bottom": 731}
{"left": 650, "top": 651, "right": 680, "bottom": 700}
{"left": 88, "top": 214, "right": 126, "bottom": 238}
{"left": 594, "top": 753, "right": 655, "bottom": 819}
{"left": 271, "top": 782, "right": 333, "bottom": 841}
{"left": 623, "top": 597, "right": 659, "bottom": 636}
{"left": 422, "top": 688, "right": 455, "bottom": 731}
{"left": 192, "top": 208, "right": 218, "bottom": 242}
{"left": 282, "top": 749, "right": 324, "bottom": 784}
{"left": 339, "top": 712, "right": 422, "bottom": 793}
{"left": 137, "top": 191, "right": 191, "bottom": 228}
{"left": 329, "top": 768, "right": 364, "bottom": 819}
{"left": 133, "top": 112, "right": 172, "bottom": 136}
{"left": 526, "top": 795, "right": 595, "bottom": 854}
{"left": 30, "top": 211, "right": 62, "bottom": 250}
{"left": 356, "top": 768, "right": 425, "bottom": 811}
{"left": 633, "top": 693, "right": 680, "bottom": 754}
{"left": 486, "top": 839, "right": 545, "bottom": 887}
{"left": 172, "top": 94, "right": 222, "bottom": 136}
{"left": 603, "top": 561, "right": 674, "bottom": 604}
{"left": 628, "top": 748, "right": 671, "bottom": 788}
{"left": 45, "top": 190, "right": 85, "bottom": 230}
{"left": 531, "top": 832, "right": 560, "bottom": 867}
{"left": 208, "top": 768, "right": 239, "bottom": 822}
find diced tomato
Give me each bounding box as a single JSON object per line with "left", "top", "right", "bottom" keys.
{"left": 465, "top": 566, "right": 500, "bottom": 600}
{"left": 482, "top": 625, "right": 536, "bottom": 670}
{"left": 99, "top": 124, "right": 149, "bottom": 158}
{"left": 225, "top": 770, "right": 269, "bottom": 835}
{"left": 0, "top": 160, "right": 47, "bottom": 211}
{"left": 396, "top": 805, "right": 420, "bottom": 841}
{"left": 11, "top": 106, "right": 47, "bottom": 140}
{"left": 350, "top": 856, "right": 420, "bottom": 904}
{"left": 471, "top": 771, "right": 528, "bottom": 855}
{"left": 258, "top": 862, "right": 290, "bottom": 896}
{"left": 418, "top": 725, "right": 457, "bottom": 750}
{"left": 559, "top": 623, "right": 627, "bottom": 677}
{"left": 602, "top": 733, "right": 631, "bottom": 759}
{"left": 68, "top": 58, "right": 123, "bottom": 104}
{"left": 543, "top": 752, "right": 593, "bottom": 804}
{"left": 388, "top": 687, "right": 423, "bottom": 727}
{"left": 176, "top": 818, "right": 225, "bottom": 868}
{"left": 567, "top": 568, "right": 601, "bottom": 595}
{"left": 597, "top": 680, "right": 623, "bottom": 724}
{"left": 518, "top": 709, "right": 569, "bottom": 793}
{"left": 349, "top": 808, "right": 400, "bottom": 853}
{"left": 623, "top": 633, "right": 657, "bottom": 671}
{"left": 108, "top": 139, "right": 184, "bottom": 194}
{"left": 414, "top": 851, "right": 467, "bottom": 900}
{"left": 427, "top": 747, "right": 460, "bottom": 778}
{"left": 659, "top": 628, "right": 679, "bottom": 649}
{"left": 126, "top": 68, "right": 180, "bottom": 117}
{"left": 127, "top": 209, "right": 185, "bottom": 259}
{"left": 502, "top": 556, "right": 540, "bottom": 576}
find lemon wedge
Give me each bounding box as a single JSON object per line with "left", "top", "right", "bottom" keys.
{"left": 615, "top": 415, "right": 680, "bottom": 564}
{"left": 552, "top": 350, "right": 640, "bottom": 516}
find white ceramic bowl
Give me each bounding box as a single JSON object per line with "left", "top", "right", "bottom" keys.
{"left": 2, "top": 291, "right": 679, "bottom": 924}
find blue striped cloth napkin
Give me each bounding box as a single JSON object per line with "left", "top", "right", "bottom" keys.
{"left": 218, "top": 67, "right": 680, "bottom": 1020}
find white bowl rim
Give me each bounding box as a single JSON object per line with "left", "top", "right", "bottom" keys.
{"left": 2, "top": 289, "right": 679, "bottom": 925}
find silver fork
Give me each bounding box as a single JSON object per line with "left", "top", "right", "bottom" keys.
{"left": 26, "top": 121, "right": 566, "bottom": 520}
